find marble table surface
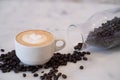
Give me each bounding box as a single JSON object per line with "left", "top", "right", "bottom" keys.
{"left": 0, "top": 1, "right": 120, "bottom": 80}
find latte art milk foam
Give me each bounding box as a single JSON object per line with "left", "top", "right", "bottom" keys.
{"left": 16, "top": 30, "right": 54, "bottom": 47}
{"left": 22, "top": 33, "right": 47, "bottom": 44}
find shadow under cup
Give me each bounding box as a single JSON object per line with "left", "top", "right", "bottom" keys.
{"left": 15, "top": 30, "right": 66, "bottom": 65}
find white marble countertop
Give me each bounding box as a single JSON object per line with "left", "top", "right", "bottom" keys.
{"left": 0, "top": 1, "right": 120, "bottom": 80}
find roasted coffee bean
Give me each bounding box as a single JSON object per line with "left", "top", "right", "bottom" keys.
{"left": 1, "top": 54, "right": 5, "bottom": 58}
{"left": 31, "top": 69, "right": 38, "bottom": 73}
{"left": 23, "top": 73, "right": 26, "bottom": 77}
{"left": 79, "top": 65, "right": 84, "bottom": 70}
{"left": 77, "top": 57, "right": 82, "bottom": 61}
{"left": 78, "top": 43, "right": 83, "bottom": 46}
{"left": 53, "top": 74, "right": 61, "bottom": 80}
{"left": 53, "top": 69, "right": 58, "bottom": 73}
{"left": 62, "top": 74, "right": 67, "bottom": 79}
{"left": 6, "top": 68, "right": 11, "bottom": 72}
{"left": 1, "top": 69, "right": 7, "bottom": 73}
{"left": 46, "top": 75, "right": 52, "bottom": 80}
{"left": 36, "top": 65, "right": 43, "bottom": 69}
{"left": 86, "top": 52, "right": 91, "bottom": 55}
{"left": 0, "top": 57, "right": 3, "bottom": 61}
{"left": 40, "top": 76, "right": 45, "bottom": 80}
{"left": 82, "top": 51, "right": 86, "bottom": 55}
{"left": 53, "top": 74, "right": 58, "bottom": 80}
{"left": 80, "top": 53, "right": 85, "bottom": 57}
{"left": 0, "top": 63, "right": 2, "bottom": 68}
{"left": 33, "top": 73, "right": 38, "bottom": 77}
{"left": 41, "top": 71, "right": 44, "bottom": 73}
{"left": 83, "top": 57, "right": 88, "bottom": 61}
{"left": 57, "top": 72, "right": 62, "bottom": 78}
{"left": 74, "top": 46, "right": 78, "bottom": 50}
{"left": 74, "top": 43, "right": 83, "bottom": 50}
{"left": 0, "top": 49, "right": 5, "bottom": 52}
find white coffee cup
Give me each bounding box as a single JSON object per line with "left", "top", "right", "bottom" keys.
{"left": 15, "top": 30, "right": 66, "bottom": 65}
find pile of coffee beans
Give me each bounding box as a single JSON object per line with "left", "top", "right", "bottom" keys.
{"left": 0, "top": 50, "right": 43, "bottom": 73}
{"left": 0, "top": 42, "right": 91, "bottom": 80}
{"left": 86, "top": 17, "right": 120, "bottom": 48}
{"left": 44, "top": 50, "right": 90, "bottom": 69}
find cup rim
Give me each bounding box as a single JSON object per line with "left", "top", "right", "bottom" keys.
{"left": 15, "top": 29, "right": 55, "bottom": 48}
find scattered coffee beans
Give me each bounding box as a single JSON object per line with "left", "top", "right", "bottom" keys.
{"left": 0, "top": 42, "right": 91, "bottom": 80}
{"left": 40, "top": 69, "right": 62, "bottom": 80}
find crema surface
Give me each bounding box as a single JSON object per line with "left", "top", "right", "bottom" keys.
{"left": 16, "top": 30, "right": 54, "bottom": 47}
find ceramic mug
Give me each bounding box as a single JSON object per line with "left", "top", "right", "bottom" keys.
{"left": 15, "top": 30, "right": 66, "bottom": 65}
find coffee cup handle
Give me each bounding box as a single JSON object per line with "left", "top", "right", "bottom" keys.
{"left": 55, "top": 39, "right": 66, "bottom": 52}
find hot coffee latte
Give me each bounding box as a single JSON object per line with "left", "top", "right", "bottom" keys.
{"left": 15, "top": 29, "right": 66, "bottom": 65}
{"left": 16, "top": 30, "right": 54, "bottom": 47}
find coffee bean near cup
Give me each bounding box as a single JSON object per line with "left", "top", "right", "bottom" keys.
{"left": 15, "top": 30, "right": 66, "bottom": 65}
